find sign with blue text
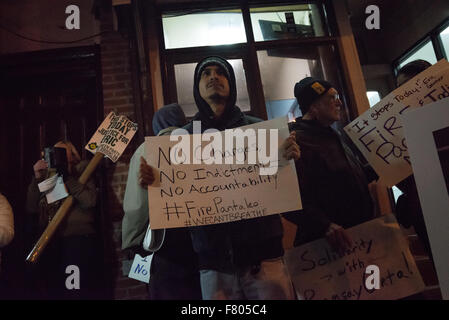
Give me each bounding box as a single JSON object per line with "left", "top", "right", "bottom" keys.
{"left": 128, "top": 254, "right": 153, "bottom": 284}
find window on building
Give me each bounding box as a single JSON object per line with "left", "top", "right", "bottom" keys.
{"left": 249, "top": 4, "right": 327, "bottom": 42}
{"left": 395, "top": 18, "right": 449, "bottom": 73}
{"left": 258, "top": 44, "right": 342, "bottom": 122}
{"left": 174, "top": 59, "right": 250, "bottom": 117}
{"left": 366, "top": 91, "right": 381, "bottom": 107}
{"left": 399, "top": 40, "right": 437, "bottom": 68}
{"left": 159, "top": 2, "right": 347, "bottom": 123}
{"left": 440, "top": 25, "right": 449, "bottom": 58}
{"left": 162, "top": 10, "right": 247, "bottom": 49}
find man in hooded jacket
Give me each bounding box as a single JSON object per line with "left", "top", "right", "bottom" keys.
{"left": 180, "top": 56, "right": 299, "bottom": 300}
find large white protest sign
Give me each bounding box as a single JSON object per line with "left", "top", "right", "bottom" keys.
{"left": 284, "top": 214, "right": 425, "bottom": 300}
{"left": 344, "top": 59, "right": 449, "bottom": 186}
{"left": 85, "top": 112, "right": 138, "bottom": 162}
{"left": 145, "top": 117, "right": 302, "bottom": 229}
{"left": 402, "top": 98, "right": 449, "bottom": 300}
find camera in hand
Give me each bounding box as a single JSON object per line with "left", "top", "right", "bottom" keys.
{"left": 44, "top": 147, "right": 68, "bottom": 176}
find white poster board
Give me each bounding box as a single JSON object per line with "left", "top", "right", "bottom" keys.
{"left": 284, "top": 215, "right": 425, "bottom": 300}
{"left": 85, "top": 112, "right": 138, "bottom": 162}
{"left": 344, "top": 59, "right": 449, "bottom": 186}
{"left": 145, "top": 117, "right": 302, "bottom": 229}
{"left": 402, "top": 98, "right": 449, "bottom": 300}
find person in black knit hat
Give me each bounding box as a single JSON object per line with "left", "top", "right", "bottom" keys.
{"left": 285, "top": 77, "right": 378, "bottom": 254}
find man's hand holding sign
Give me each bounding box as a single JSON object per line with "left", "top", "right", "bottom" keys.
{"left": 26, "top": 112, "right": 137, "bottom": 263}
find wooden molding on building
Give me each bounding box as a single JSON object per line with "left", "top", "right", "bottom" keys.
{"left": 333, "top": 1, "right": 393, "bottom": 215}
{"left": 144, "top": 4, "right": 165, "bottom": 112}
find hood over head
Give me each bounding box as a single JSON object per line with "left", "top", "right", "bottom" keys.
{"left": 193, "top": 56, "right": 237, "bottom": 126}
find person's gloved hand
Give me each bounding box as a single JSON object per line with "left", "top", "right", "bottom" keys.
{"left": 139, "top": 157, "right": 155, "bottom": 188}
{"left": 33, "top": 159, "right": 48, "bottom": 180}
{"left": 326, "top": 223, "right": 353, "bottom": 255}
{"left": 283, "top": 131, "right": 301, "bottom": 161}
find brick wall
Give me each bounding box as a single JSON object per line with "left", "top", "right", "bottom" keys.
{"left": 100, "top": 4, "right": 149, "bottom": 300}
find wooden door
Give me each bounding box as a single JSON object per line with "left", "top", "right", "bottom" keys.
{"left": 0, "top": 45, "right": 107, "bottom": 298}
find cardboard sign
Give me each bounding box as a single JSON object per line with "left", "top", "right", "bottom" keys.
{"left": 402, "top": 98, "right": 449, "bottom": 300}
{"left": 284, "top": 215, "right": 425, "bottom": 300}
{"left": 85, "top": 112, "right": 138, "bottom": 162}
{"left": 344, "top": 59, "right": 449, "bottom": 186}
{"left": 145, "top": 117, "right": 302, "bottom": 229}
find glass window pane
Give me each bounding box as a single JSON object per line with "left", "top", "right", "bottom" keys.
{"left": 162, "top": 11, "right": 246, "bottom": 49}
{"left": 257, "top": 45, "right": 343, "bottom": 123}
{"left": 367, "top": 91, "right": 381, "bottom": 107}
{"left": 399, "top": 40, "right": 437, "bottom": 68}
{"left": 440, "top": 25, "right": 449, "bottom": 58}
{"left": 174, "top": 59, "right": 250, "bottom": 117}
{"left": 250, "top": 4, "right": 327, "bottom": 42}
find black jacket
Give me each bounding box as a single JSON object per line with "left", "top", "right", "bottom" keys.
{"left": 183, "top": 56, "right": 284, "bottom": 271}
{"left": 285, "top": 118, "right": 377, "bottom": 246}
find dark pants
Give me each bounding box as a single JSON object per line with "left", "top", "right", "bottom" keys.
{"left": 32, "top": 234, "right": 104, "bottom": 300}
{"left": 148, "top": 255, "right": 202, "bottom": 300}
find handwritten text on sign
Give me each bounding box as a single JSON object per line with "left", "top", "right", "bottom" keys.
{"left": 85, "top": 112, "right": 138, "bottom": 162}
{"left": 344, "top": 59, "right": 449, "bottom": 186}
{"left": 284, "top": 215, "right": 425, "bottom": 300}
{"left": 145, "top": 117, "right": 302, "bottom": 229}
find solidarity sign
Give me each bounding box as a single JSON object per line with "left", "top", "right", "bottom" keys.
{"left": 344, "top": 59, "right": 449, "bottom": 186}
{"left": 284, "top": 215, "right": 425, "bottom": 300}
{"left": 144, "top": 117, "right": 302, "bottom": 229}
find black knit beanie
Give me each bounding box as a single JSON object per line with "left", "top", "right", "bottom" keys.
{"left": 294, "top": 77, "right": 332, "bottom": 114}
{"left": 195, "top": 56, "right": 232, "bottom": 86}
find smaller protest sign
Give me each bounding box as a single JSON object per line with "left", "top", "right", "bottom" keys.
{"left": 284, "top": 214, "right": 425, "bottom": 300}
{"left": 128, "top": 254, "right": 153, "bottom": 284}
{"left": 85, "top": 112, "right": 138, "bottom": 162}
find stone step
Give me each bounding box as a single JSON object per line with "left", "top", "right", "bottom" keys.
{"left": 420, "top": 285, "right": 443, "bottom": 300}
{"left": 414, "top": 255, "right": 439, "bottom": 287}
{"left": 407, "top": 234, "right": 429, "bottom": 257}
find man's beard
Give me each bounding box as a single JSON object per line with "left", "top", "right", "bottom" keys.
{"left": 208, "top": 92, "right": 227, "bottom": 103}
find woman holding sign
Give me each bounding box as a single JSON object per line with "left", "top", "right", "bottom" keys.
{"left": 26, "top": 140, "right": 103, "bottom": 299}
